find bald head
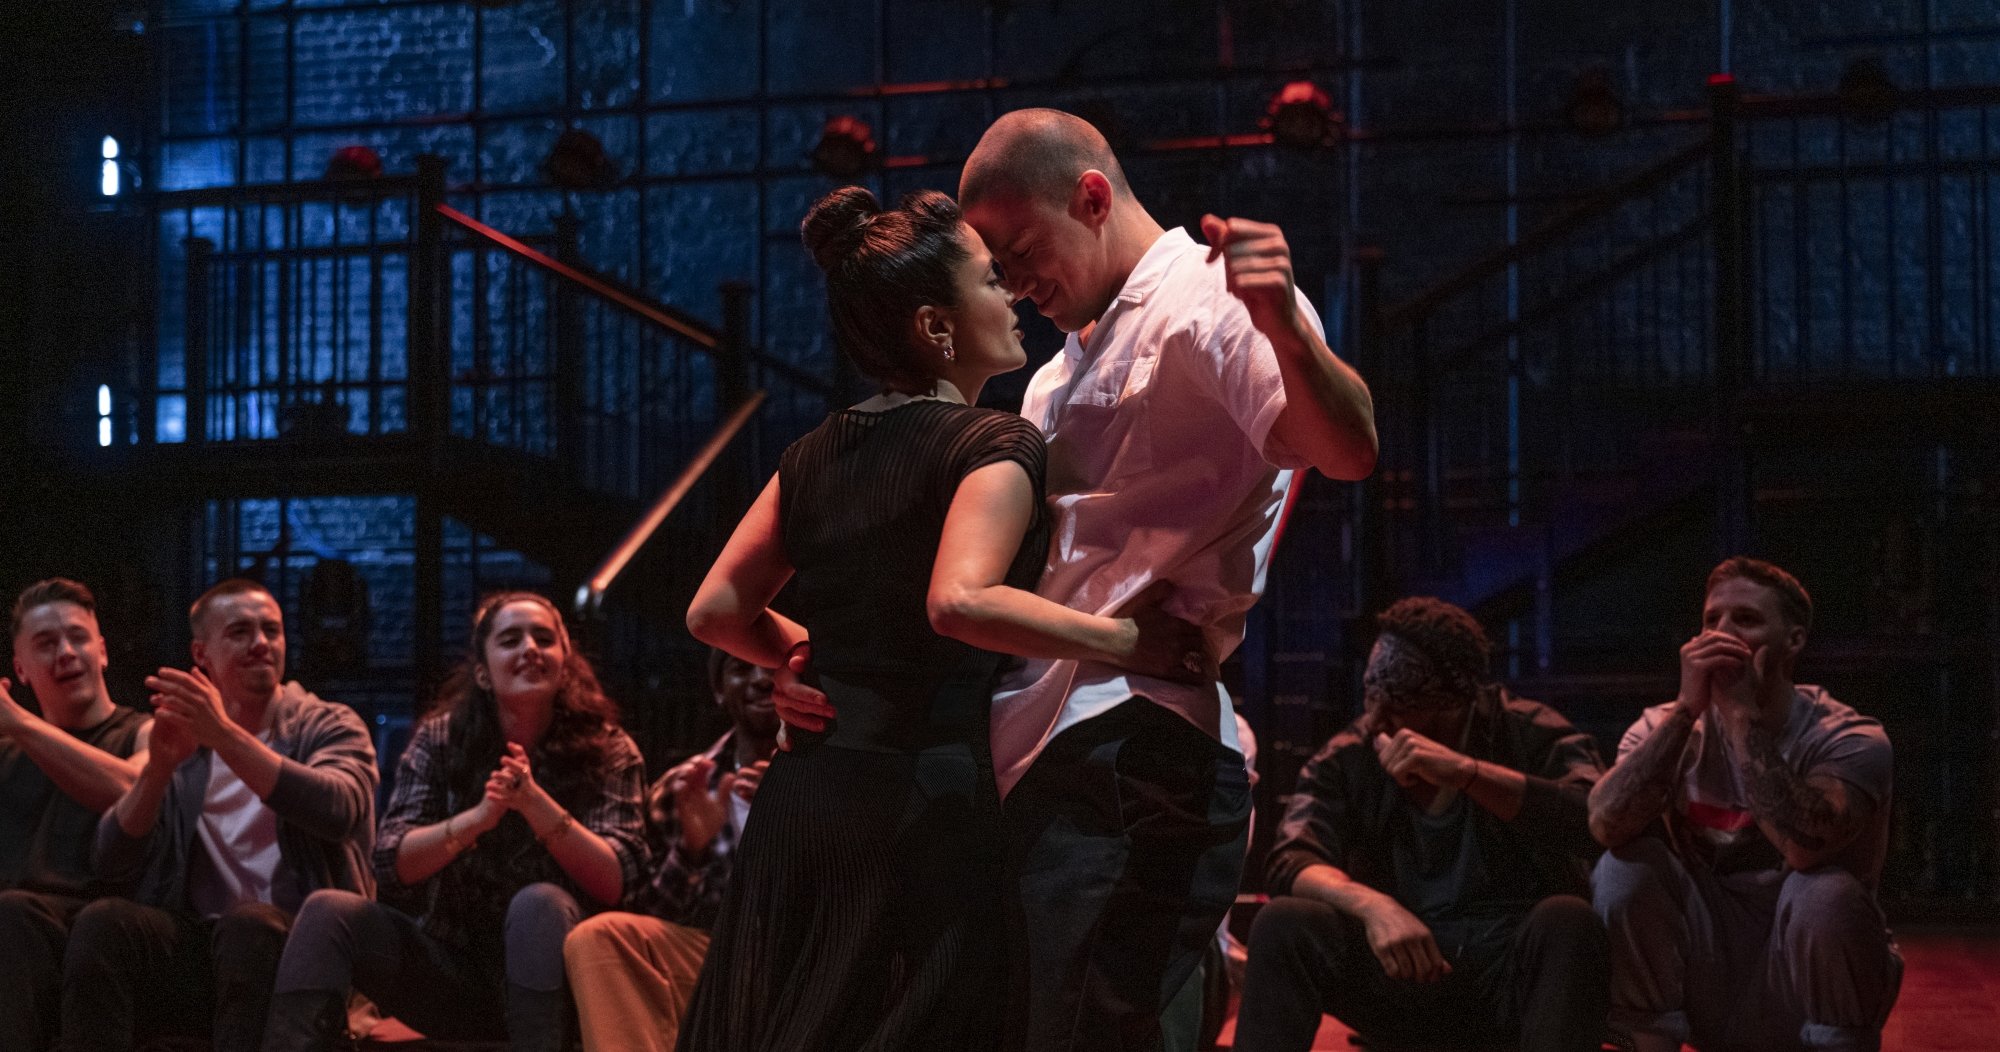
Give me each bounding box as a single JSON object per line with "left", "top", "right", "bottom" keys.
{"left": 960, "top": 108, "right": 1132, "bottom": 210}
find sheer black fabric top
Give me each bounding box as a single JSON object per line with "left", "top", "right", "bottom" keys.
{"left": 779, "top": 400, "right": 1048, "bottom": 752}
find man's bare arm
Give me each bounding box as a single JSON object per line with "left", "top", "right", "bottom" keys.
{"left": 1588, "top": 704, "right": 1698, "bottom": 848}
{"left": 1736, "top": 720, "right": 1866, "bottom": 871}
{"left": 4, "top": 715, "right": 148, "bottom": 813}
{"left": 1291, "top": 863, "right": 1450, "bottom": 983}
{"left": 1201, "top": 214, "right": 1378, "bottom": 481}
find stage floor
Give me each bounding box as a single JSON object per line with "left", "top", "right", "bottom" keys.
{"left": 1214, "top": 926, "right": 2000, "bottom": 1051}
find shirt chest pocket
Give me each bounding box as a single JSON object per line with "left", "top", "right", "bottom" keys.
{"left": 1048, "top": 353, "right": 1154, "bottom": 489}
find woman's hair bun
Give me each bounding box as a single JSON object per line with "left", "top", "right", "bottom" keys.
{"left": 800, "top": 185, "right": 882, "bottom": 270}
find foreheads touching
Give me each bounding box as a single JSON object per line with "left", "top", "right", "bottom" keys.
{"left": 959, "top": 108, "right": 1131, "bottom": 215}
{"left": 959, "top": 109, "right": 1139, "bottom": 332}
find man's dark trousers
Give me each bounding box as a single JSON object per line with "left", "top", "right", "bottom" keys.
{"left": 1003, "top": 698, "right": 1252, "bottom": 1052}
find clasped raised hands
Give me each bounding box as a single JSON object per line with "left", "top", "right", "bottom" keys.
{"left": 454, "top": 742, "right": 548, "bottom": 837}
{"left": 139, "top": 666, "right": 229, "bottom": 772}
{"left": 144, "top": 667, "right": 235, "bottom": 750}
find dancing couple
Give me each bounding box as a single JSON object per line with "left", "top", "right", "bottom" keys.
{"left": 678, "top": 108, "right": 1377, "bottom": 1052}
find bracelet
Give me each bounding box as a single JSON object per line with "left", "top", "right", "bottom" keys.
{"left": 537, "top": 810, "right": 576, "bottom": 847}
{"left": 444, "top": 814, "right": 473, "bottom": 855}
{"left": 1459, "top": 759, "right": 1480, "bottom": 792}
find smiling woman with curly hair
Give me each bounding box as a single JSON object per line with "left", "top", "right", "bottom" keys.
{"left": 261, "top": 592, "right": 649, "bottom": 1052}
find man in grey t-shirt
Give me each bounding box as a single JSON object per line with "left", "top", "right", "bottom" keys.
{"left": 1587, "top": 558, "right": 1899, "bottom": 1052}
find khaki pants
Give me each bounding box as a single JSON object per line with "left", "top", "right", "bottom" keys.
{"left": 563, "top": 911, "right": 712, "bottom": 1052}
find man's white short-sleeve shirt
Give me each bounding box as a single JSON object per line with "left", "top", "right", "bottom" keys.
{"left": 991, "top": 226, "right": 1321, "bottom": 797}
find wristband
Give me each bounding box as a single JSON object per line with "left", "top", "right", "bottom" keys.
{"left": 444, "top": 814, "right": 473, "bottom": 855}
{"left": 1459, "top": 759, "right": 1480, "bottom": 792}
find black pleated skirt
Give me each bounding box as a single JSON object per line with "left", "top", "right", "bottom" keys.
{"left": 673, "top": 736, "right": 1005, "bottom": 1052}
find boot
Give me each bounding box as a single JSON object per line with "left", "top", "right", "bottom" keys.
{"left": 258, "top": 989, "right": 349, "bottom": 1052}
{"left": 505, "top": 983, "right": 571, "bottom": 1052}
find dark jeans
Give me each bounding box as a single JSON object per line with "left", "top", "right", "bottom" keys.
{"left": 1233, "top": 895, "right": 1610, "bottom": 1052}
{"left": 0, "top": 890, "right": 89, "bottom": 1051}
{"left": 264, "top": 883, "right": 581, "bottom": 1050}
{"left": 60, "top": 897, "right": 292, "bottom": 1052}
{"left": 1003, "top": 698, "right": 1253, "bottom": 1052}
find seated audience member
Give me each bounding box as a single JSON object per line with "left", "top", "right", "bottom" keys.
{"left": 1235, "top": 597, "right": 1609, "bottom": 1052}
{"left": 261, "top": 591, "right": 647, "bottom": 1052}
{"left": 0, "top": 579, "right": 152, "bottom": 1051}
{"left": 66, "top": 578, "right": 378, "bottom": 1052}
{"left": 563, "top": 648, "right": 780, "bottom": 1052}
{"left": 1589, "top": 558, "right": 1899, "bottom": 1052}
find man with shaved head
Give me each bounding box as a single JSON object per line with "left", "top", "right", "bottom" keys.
{"left": 963, "top": 108, "right": 1377, "bottom": 1051}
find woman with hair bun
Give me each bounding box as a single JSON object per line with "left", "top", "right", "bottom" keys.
{"left": 676, "top": 186, "right": 1206, "bottom": 1051}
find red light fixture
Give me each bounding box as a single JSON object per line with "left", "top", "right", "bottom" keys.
{"left": 812, "top": 116, "right": 879, "bottom": 178}
{"left": 1262, "top": 80, "right": 1342, "bottom": 148}
{"left": 324, "top": 145, "right": 383, "bottom": 181}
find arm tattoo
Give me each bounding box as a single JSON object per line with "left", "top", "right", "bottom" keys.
{"left": 1738, "top": 722, "right": 1843, "bottom": 853}
{"left": 1589, "top": 705, "right": 1697, "bottom": 846}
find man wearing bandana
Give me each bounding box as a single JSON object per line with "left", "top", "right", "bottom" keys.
{"left": 1234, "top": 597, "right": 1610, "bottom": 1052}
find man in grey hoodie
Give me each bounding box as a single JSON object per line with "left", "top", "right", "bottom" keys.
{"left": 64, "top": 578, "right": 378, "bottom": 1052}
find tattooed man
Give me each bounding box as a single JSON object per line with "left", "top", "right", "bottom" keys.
{"left": 1589, "top": 558, "right": 1900, "bottom": 1052}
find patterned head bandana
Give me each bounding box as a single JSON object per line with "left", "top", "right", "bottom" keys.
{"left": 1363, "top": 633, "right": 1481, "bottom": 714}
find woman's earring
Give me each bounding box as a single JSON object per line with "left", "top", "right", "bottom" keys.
{"left": 943, "top": 342, "right": 955, "bottom": 362}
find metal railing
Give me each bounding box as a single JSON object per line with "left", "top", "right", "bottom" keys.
{"left": 158, "top": 175, "right": 426, "bottom": 445}
{"left": 1355, "top": 78, "right": 2000, "bottom": 599}
{"left": 148, "top": 156, "right": 835, "bottom": 696}
{"left": 1739, "top": 85, "right": 2000, "bottom": 384}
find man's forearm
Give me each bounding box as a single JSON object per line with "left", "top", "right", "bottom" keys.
{"left": 1461, "top": 760, "right": 1528, "bottom": 821}
{"left": 8, "top": 717, "right": 143, "bottom": 812}
{"left": 1589, "top": 704, "right": 1698, "bottom": 847}
{"left": 1736, "top": 721, "right": 1852, "bottom": 865}
{"left": 1267, "top": 323, "right": 1378, "bottom": 481}
{"left": 114, "top": 763, "right": 176, "bottom": 838}
{"left": 213, "top": 723, "right": 285, "bottom": 800}
{"left": 1290, "top": 861, "right": 1395, "bottom": 918}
